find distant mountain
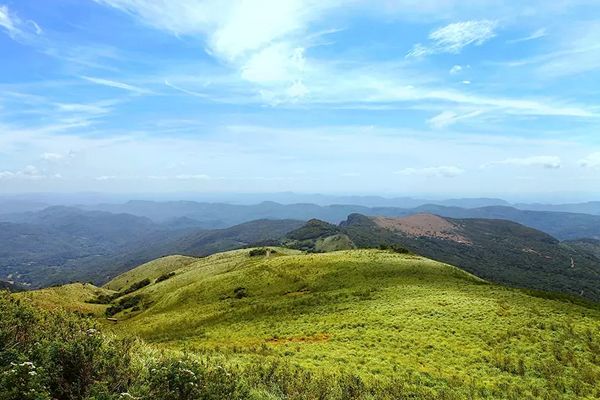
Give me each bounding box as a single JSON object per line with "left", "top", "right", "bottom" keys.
{"left": 82, "top": 200, "right": 371, "bottom": 226}
{"left": 0, "top": 206, "right": 305, "bottom": 288}
{"left": 76, "top": 200, "right": 600, "bottom": 240}
{"left": 285, "top": 213, "right": 600, "bottom": 301}
{"left": 4, "top": 201, "right": 600, "bottom": 290}
{"left": 413, "top": 205, "right": 600, "bottom": 240}
{"left": 0, "top": 198, "right": 48, "bottom": 214}
{"left": 516, "top": 201, "right": 600, "bottom": 215}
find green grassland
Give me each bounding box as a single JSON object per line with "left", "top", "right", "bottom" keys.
{"left": 14, "top": 282, "right": 114, "bottom": 315}
{"left": 87, "top": 247, "right": 600, "bottom": 399}
{"left": 104, "top": 254, "right": 199, "bottom": 291}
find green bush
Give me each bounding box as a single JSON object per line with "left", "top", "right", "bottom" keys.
{"left": 143, "top": 358, "right": 249, "bottom": 400}
{"left": 121, "top": 279, "right": 151, "bottom": 295}
{"left": 0, "top": 292, "right": 138, "bottom": 400}
{"left": 155, "top": 272, "right": 176, "bottom": 284}
{"left": 249, "top": 248, "right": 269, "bottom": 257}
{"left": 105, "top": 295, "right": 143, "bottom": 317}
{"left": 0, "top": 361, "right": 49, "bottom": 400}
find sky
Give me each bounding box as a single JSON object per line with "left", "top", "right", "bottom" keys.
{"left": 1, "top": 0, "right": 600, "bottom": 200}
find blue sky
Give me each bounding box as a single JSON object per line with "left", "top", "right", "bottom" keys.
{"left": 1, "top": 1, "right": 600, "bottom": 199}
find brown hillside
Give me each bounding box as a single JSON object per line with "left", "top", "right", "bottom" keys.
{"left": 372, "top": 214, "right": 472, "bottom": 244}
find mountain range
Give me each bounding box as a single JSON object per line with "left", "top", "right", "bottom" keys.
{"left": 2, "top": 200, "right": 600, "bottom": 301}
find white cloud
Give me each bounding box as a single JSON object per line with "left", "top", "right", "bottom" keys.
{"left": 94, "top": 0, "right": 339, "bottom": 103}
{"left": 81, "top": 76, "right": 150, "bottom": 94}
{"left": 41, "top": 152, "right": 64, "bottom": 162}
{"left": 55, "top": 103, "right": 112, "bottom": 115}
{"left": 427, "top": 110, "right": 483, "bottom": 129}
{"left": 94, "top": 0, "right": 333, "bottom": 60}
{"left": 506, "top": 21, "right": 600, "bottom": 79}
{"left": 579, "top": 152, "right": 600, "bottom": 168}
{"left": 395, "top": 166, "right": 464, "bottom": 178}
{"left": 0, "top": 165, "right": 48, "bottom": 180}
{"left": 507, "top": 28, "right": 547, "bottom": 44}
{"left": 174, "top": 174, "right": 211, "bottom": 180}
{"left": 241, "top": 44, "right": 306, "bottom": 84}
{"left": 0, "top": 5, "right": 41, "bottom": 41}
{"left": 95, "top": 175, "right": 118, "bottom": 181}
{"left": 449, "top": 65, "right": 462, "bottom": 74}
{"left": 407, "top": 20, "right": 497, "bottom": 58}
{"left": 484, "top": 156, "right": 561, "bottom": 169}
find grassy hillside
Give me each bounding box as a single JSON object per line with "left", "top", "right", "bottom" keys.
{"left": 290, "top": 214, "right": 600, "bottom": 301}
{"left": 14, "top": 282, "right": 114, "bottom": 315}
{"left": 105, "top": 255, "right": 199, "bottom": 291}
{"left": 93, "top": 248, "right": 600, "bottom": 399}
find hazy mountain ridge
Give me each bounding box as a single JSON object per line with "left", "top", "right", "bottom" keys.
{"left": 0, "top": 207, "right": 305, "bottom": 287}
{"left": 2, "top": 200, "right": 600, "bottom": 291}
{"left": 69, "top": 200, "right": 600, "bottom": 240}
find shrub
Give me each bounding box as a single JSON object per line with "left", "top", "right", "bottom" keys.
{"left": 0, "top": 361, "right": 49, "bottom": 400}
{"left": 143, "top": 358, "right": 249, "bottom": 400}
{"left": 121, "top": 279, "right": 151, "bottom": 295}
{"left": 378, "top": 244, "right": 411, "bottom": 254}
{"left": 155, "top": 272, "right": 176, "bottom": 284}
{"left": 249, "top": 248, "right": 268, "bottom": 257}
{"left": 105, "top": 295, "right": 143, "bottom": 317}
{"left": 233, "top": 287, "right": 248, "bottom": 299}
{"left": 0, "top": 293, "right": 139, "bottom": 400}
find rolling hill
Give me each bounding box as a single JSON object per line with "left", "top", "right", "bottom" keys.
{"left": 14, "top": 282, "right": 115, "bottom": 315}
{"left": 33, "top": 248, "right": 597, "bottom": 398}
{"left": 284, "top": 214, "right": 600, "bottom": 301}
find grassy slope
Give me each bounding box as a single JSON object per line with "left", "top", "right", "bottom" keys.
{"left": 106, "top": 248, "right": 600, "bottom": 397}
{"left": 104, "top": 255, "right": 199, "bottom": 291}
{"left": 14, "top": 282, "right": 114, "bottom": 315}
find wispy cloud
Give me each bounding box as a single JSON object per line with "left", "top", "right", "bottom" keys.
{"left": 427, "top": 110, "right": 483, "bottom": 129}
{"left": 0, "top": 4, "right": 41, "bottom": 41}
{"left": 395, "top": 166, "right": 464, "bottom": 178}
{"left": 449, "top": 65, "right": 463, "bottom": 75}
{"left": 483, "top": 156, "right": 561, "bottom": 169}
{"left": 164, "top": 80, "right": 210, "bottom": 98}
{"left": 0, "top": 165, "right": 60, "bottom": 180}
{"left": 81, "top": 76, "right": 151, "bottom": 94}
{"left": 41, "top": 152, "right": 64, "bottom": 162}
{"left": 579, "top": 152, "right": 600, "bottom": 168}
{"left": 407, "top": 20, "right": 497, "bottom": 58}
{"left": 507, "top": 28, "right": 547, "bottom": 44}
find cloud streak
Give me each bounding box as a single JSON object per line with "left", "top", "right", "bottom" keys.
{"left": 0, "top": 5, "right": 41, "bottom": 41}
{"left": 395, "top": 166, "right": 465, "bottom": 178}
{"left": 483, "top": 156, "right": 561, "bottom": 169}
{"left": 407, "top": 20, "right": 497, "bottom": 58}
{"left": 81, "top": 76, "right": 151, "bottom": 94}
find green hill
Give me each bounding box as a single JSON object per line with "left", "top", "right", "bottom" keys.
{"left": 14, "top": 282, "right": 114, "bottom": 315}
{"left": 85, "top": 247, "right": 600, "bottom": 398}
{"left": 285, "top": 214, "right": 600, "bottom": 301}
{"left": 105, "top": 255, "right": 199, "bottom": 291}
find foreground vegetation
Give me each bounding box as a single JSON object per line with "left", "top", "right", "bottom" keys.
{"left": 6, "top": 248, "right": 600, "bottom": 399}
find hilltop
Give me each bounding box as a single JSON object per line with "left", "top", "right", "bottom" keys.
{"left": 285, "top": 213, "right": 600, "bottom": 301}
